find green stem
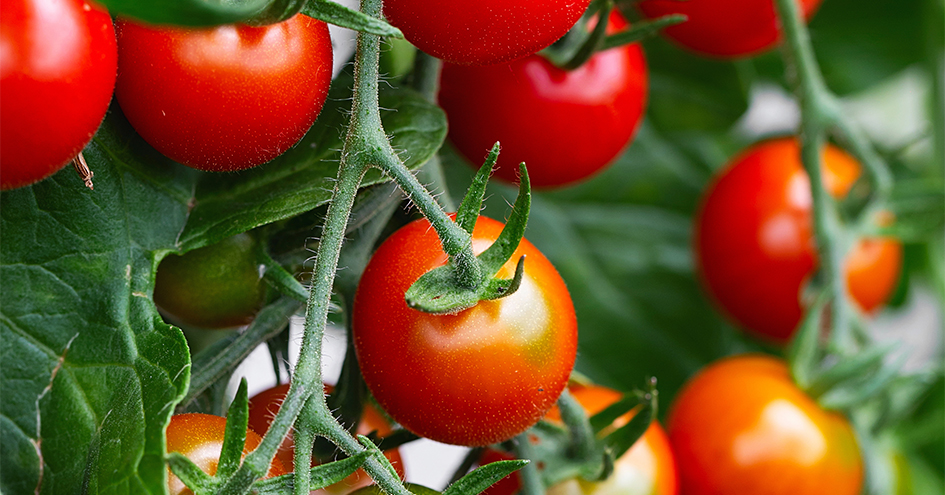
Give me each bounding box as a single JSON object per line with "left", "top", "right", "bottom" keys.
{"left": 515, "top": 433, "right": 546, "bottom": 495}
{"left": 410, "top": 54, "right": 457, "bottom": 212}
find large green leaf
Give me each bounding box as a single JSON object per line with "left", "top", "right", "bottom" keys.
{"left": 0, "top": 79, "right": 445, "bottom": 493}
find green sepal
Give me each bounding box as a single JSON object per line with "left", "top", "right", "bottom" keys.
{"left": 599, "top": 14, "right": 688, "bottom": 51}
{"left": 252, "top": 451, "right": 371, "bottom": 494}
{"left": 556, "top": 2, "right": 613, "bottom": 71}
{"left": 602, "top": 386, "right": 656, "bottom": 462}
{"left": 819, "top": 355, "right": 908, "bottom": 411}
{"left": 443, "top": 459, "right": 529, "bottom": 495}
{"left": 405, "top": 163, "right": 532, "bottom": 314}
{"left": 456, "top": 143, "right": 501, "bottom": 235}
{"left": 167, "top": 452, "right": 215, "bottom": 494}
{"left": 259, "top": 245, "right": 310, "bottom": 303}
{"left": 99, "top": 0, "right": 269, "bottom": 27}
{"left": 302, "top": 0, "right": 404, "bottom": 38}
{"left": 788, "top": 293, "right": 829, "bottom": 390}
{"left": 806, "top": 343, "right": 897, "bottom": 400}
{"left": 218, "top": 379, "right": 251, "bottom": 479}
{"left": 244, "top": 0, "right": 306, "bottom": 26}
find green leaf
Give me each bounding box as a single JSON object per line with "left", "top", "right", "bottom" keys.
{"left": 302, "top": 0, "right": 403, "bottom": 37}
{"left": 218, "top": 380, "right": 250, "bottom": 479}
{"left": 1, "top": 136, "right": 190, "bottom": 493}
{"left": 253, "top": 451, "right": 371, "bottom": 494}
{"left": 100, "top": 0, "right": 270, "bottom": 26}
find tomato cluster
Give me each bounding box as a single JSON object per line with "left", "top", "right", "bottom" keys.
{"left": 694, "top": 138, "right": 902, "bottom": 343}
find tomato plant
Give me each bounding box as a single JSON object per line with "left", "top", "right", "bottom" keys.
{"left": 114, "top": 13, "right": 332, "bottom": 171}
{"left": 667, "top": 355, "right": 863, "bottom": 495}
{"left": 246, "top": 383, "right": 406, "bottom": 494}
{"left": 383, "top": 0, "right": 589, "bottom": 66}
{"left": 165, "top": 413, "right": 287, "bottom": 495}
{"left": 153, "top": 233, "right": 266, "bottom": 329}
{"left": 0, "top": 0, "right": 117, "bottom": 190}
{"left": 637, "top": 0, "right": 823, "bottom": 58}
{"left": 353, "top": 215, "right": 578, "bottom": 446}
{"left": 694, "top": 138, "right": 903, "bottom": 343}
{"left": 438, "top": 12, "right": 647, "bottom": 189}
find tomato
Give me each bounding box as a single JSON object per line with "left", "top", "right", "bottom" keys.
{"left": 438, "top": 12, "right": 647, "bottom": 189}
{"left": 476, "top": 384, "right": 678, "bottom": 495}
{"left": 353, "top": 215, "right": 578, "bottom": 446}
{"left": 637, "top": 0, "right": 822, "bottom": 58}
{"left": 0, "top": 0, "right": 117, "bottom": 190}
{"left": 114, "top": 14, "right": 332, "bottom": 172}
{"left": 383, "top": 0, "right": 589, "bottom": 66}
{"left": 165, "top": 413, "right": 286, "bottom": 495}
{"left": 667, "top": 355, "right": 863, "bottom": 495}
{"left": 694, "top": 138, "right": 902, "bottom": 343}
{"left": 246, "top": 383, "right": 406, "bottom": 494}
{"left": 153, "top": 233, "right": 265, "bottom": 329}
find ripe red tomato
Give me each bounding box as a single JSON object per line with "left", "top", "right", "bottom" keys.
{"left": 637, "top": 0, "right": 822, "bottom": 58}
{"left": 383, "top": 0, "right": 590, "bottom": 66}
{"left": 153, "top": 233, "right": 265, "bottom": 330}
{"left": 667, "top": 355, "right": 863, "bottom": 495}
{"left": 114, "top": 14, "right": 332, "bottom": 172}
{"left": 0, "top": 0, "right": 117, "bottom": 190}
{"left": 353, "top": 215, "right": 578, "bottom": 446}
{"left": 165, "top": 413, "right": 286, "bottom": 495}
{"left": 246, "top": 383, "right": 406, "bottom": 494}
{"left": 439, "top": 12, "right": 647, "bottom": 189}
{"left": 477, "top": 384, "right": 679, "bottom": 495}
{"left": 694, "top": 138, "right": 902, "bottom": 343}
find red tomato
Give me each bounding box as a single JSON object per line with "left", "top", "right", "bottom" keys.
{"left": 383, "top": 0, "right": 590, "bottom": 66}
{"left": 667, "top": 355, "right": 863, "bottom": 495}
{"left": 637, "top": 0, "right": 822, "bottom": 58}
{"left": 246, "top": 383, "right": 406, "bottom": 494}
{"left": 353, "top": 215, "right": 578, "bottom": 446}
{"left": 694, "top": 138, "right": 902, "bottom": 343}
{"left": 0, "top": 0, "right": 117, "bottom": 190}
{"left": 439, "top": 12, "right": 647, "bottom": 189}
{"left": 114, "top": 14, "right": 332, "bottom": 172}
{"left": 165, "top": 413, "right": 286, "bottom": 495}
{"left": 478, "top": 384, "right": 679, "bottom": 495}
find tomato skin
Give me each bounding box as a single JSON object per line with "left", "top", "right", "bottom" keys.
{"left": 153, "top": 233, "right": 265, "bottom": 329}
{"left": 353, "top": 215, "right": 578, "bottom": 446}
{"left": 479, "top": 384, "right": 679, "bottom": 495}
{"left": 246, "top": 383, "right": 406, "bottom": 494}
{"left": 165, "top": 413, "right": 286, "bottom": 495}
{"left": 0, "top": 0, "right": 117, "bottom": 190}
{"left": 667, "top": 355, "right": 863, "bottom": 495}
{"left": 383, "top": 0, "right": 590, "bottom": 66}
{"left": 637, "top": 0, "right": 822, "bottom": 58}
{"left": 439, "top": 13, "right": 647, "bottom": 189}
{"left": 114, "top": 14, "right": 332, "bottom": 172}
{"left": 694, "top": 138, "right": 902, "bottom": 343}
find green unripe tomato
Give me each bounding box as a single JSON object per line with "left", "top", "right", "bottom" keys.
{"left": 153, "top": 233, "right": 265, "bottom": 329}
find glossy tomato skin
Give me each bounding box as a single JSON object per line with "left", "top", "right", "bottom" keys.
{"left": 247, "top": 383, "right": 406, "bottom": 494}
{"left": 667, "top": 355, "right": 863, "bottom": 495}
{"left": 694, "top": 138, "right": 902, "bottom": 343}
{"left": 0, "top": 0, "right": 117, "bottom": 190}
{"left": 114, "top": 14, "right": 332, "bottom": 171}
{"left": 439, "top": 13, "right": 647, "bottom": 189}
{"left": 166, "top": 413, "right": 286, "bottom": 495}
{"left": 637, "top": 0, "right": 822, "bottom": 58}
{"left": 479, "top": 384, "right": 678, "bottom": 495}
{"left": 384, "top": 0, "right": 589, "bottom": 66}
{"left": 153, "top": 233, "right": 265, "bottom": 329}
{"left": 353, "top": 215, "right": 578, "bottom": 446}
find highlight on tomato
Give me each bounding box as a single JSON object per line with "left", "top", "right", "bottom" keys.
{"left": 693, "top": 137, "right": 902, "bottom": 344}
{"left": 637, "top": 0, "right": 823, "bottom": 58}
{"left": 353, "top": 215, "right": 578, "bottom": 446}
{"left": 383, "top": 0, "right": 590, "bottom": 66}
{"left": 153, "top": 233, "right": 266, "bottom": 330}
{"left": 0, "top": 0, "right": 117, "bottom": 190}
{"left": 667, "top": 355, "right": 863, "bottom": 495}
{"left": 165, "top": 413, "right": 287, "bottom": 495}
{"left": 114, "top": 13, "right": 332, "bottom": 171}
{"left": 438, "top": 11, "right": 647, "bottom": 189}
{"left": 246, "top": 383, "right": 406, "bottom": 494}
